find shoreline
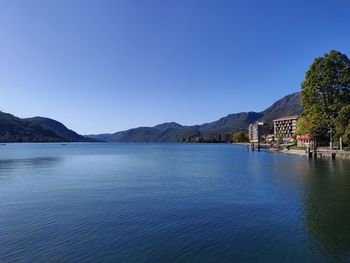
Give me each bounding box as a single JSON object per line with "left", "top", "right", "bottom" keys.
{"left": 239, "top": 142, "right": 350, "bottom": 160}
{"left": 269, "top": 148, "right": 307, "bottom": 157}
{"left": 270, "top": 147, "right": 350, "bottom": 160}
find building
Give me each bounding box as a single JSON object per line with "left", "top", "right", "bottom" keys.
{"left": 248, "top": 122, "right": 271, "bottom": 143}
{"left": 296, "top": 134, "right": 311, "bottom": 147}
{"left": 273, "top": 115, "right": 298, "bottom": 142}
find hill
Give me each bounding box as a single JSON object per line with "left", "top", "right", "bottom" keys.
{"left": 260, "top": 92, "right": 302, "bottom": 122}
{"left": 0, "top": 112, "right": 94, "bottom": 142}
{"left": 88, "top": 92, "right": 302, "bottom": 142}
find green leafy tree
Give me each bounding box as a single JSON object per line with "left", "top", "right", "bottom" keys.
{"left": 301, "top": 50, "right": 350, "bottom": 139}
{"left": 296, "top": 115, "right": 311, "bottom": 135}
{"left": 232, "top": 131, "right": 249, "bottom": 143}
{"left": 336, "top": 105, "right": 350, "bottom": 144}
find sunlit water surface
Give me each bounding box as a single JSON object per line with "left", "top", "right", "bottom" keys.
{"left": 1, "top": 143, "right": 350, "bottom": 262}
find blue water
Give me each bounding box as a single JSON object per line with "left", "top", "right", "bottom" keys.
{"left": 1, "top": 143, "right": 350, "bottom": 262}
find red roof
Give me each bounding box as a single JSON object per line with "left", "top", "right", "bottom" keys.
{"left": 296, "top": 135, "right": 311, "bottom": 140}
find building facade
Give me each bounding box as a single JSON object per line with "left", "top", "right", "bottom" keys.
{"left": 273, "top": 115, "right": 298, "bottom": 142}
{"left": 248, "top": 122, "right": 271, "bottom": 143}
{"left": 296, "top": 134, "right": 311, "bottom": 147}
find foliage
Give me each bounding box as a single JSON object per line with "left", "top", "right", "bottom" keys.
{"left": 0, "top": 111, "right": 92, "bottom": 142}
{"left": 296, "top": 113, "right": 329, "bottom": 141}
{"left": 232, "top": 131, "right": 249, "bottom": 143}
{"left": 301, "top": 50, "right": 350, "bottom": 139}
{"left": 296, "top": 116, "right": 309, "bottom": 135}
{"left": 336, "top": 105, "right": 350, "bottom": 143}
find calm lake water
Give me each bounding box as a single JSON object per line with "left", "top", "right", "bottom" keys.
{"left": 1, "top": 143, "right": 350, "bottom": 262}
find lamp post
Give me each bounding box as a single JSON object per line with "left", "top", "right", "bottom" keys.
{"left": 329, "top": 125, "right": 333, "bottom": 152}
{"left": 328, "top": 125, "right": 336, "bottom": 159}
{"left": 340, "top": 136, "right": 343, "bottom": 151}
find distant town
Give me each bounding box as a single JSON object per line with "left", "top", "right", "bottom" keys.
{"left": 183, "top": 50, "right": 350, "bottom": 160}
{"left": 249, "top": 50, "right": 350, "bottom": 159}
{"left": 248, "top": 115, "right": 309, "bottom": 150}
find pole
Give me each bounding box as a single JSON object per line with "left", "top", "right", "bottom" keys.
{"left": 312, "top": 138, "right": 317, "bottom": 159}
{"left": 330, "top": 126, "right": 333, "bottom": 152}
{"left": 340, "top": 136, "right": 343, "bottom": 151}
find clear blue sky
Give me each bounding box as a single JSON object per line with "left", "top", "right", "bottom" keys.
{"left": 0, "top": 0, "right": 349, "bottom": 134}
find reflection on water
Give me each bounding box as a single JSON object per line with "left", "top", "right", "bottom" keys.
{"left": 0, "top": 157, "right": 61, "bottom": 171}
{"left": 303, "top": 159, "right": 350, "bottom": 261}
{"left": 274, "top": 157, "right": 350, "bottom": 260}
{"left": 0, "top": 157, "right": 62, "bottom": 185}
{"left": 0, "top": 143, "right": 350, "bottom": 262}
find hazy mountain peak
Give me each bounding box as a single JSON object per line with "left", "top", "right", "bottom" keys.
{"left": 153, "top": 122, "right": 184, "bottom": 130}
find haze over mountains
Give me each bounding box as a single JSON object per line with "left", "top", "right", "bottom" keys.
{"left": 0, "top": 92, "right": 302, "bottom": 143}
{"left": 88, "top": 92, "right": 302, "bottom": 142}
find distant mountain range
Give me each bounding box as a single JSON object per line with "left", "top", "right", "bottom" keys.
{"left": 87, "top": 92, "right": 302, "bottom": 142}
{"left": 0, "top": 112, "right": 94, "bottom": 142}
{"left": 0, "top": 92, "right": 302, "bottom": 143}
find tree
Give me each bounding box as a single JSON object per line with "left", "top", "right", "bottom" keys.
{"left": 301, "top": 50, "right": 350, "bottom": 140}
{"left": 336, "top": 105, "right": 350, "bottom": 144}
{"left": 232, "top": 131, "right": 249, "bottom": 143}
{"left": 296, "top": 115, "right": 311, "bottom": 135}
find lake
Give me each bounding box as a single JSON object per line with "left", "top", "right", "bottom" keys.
{"left": 1, "top": 143, "right": 350, "bottom": 262}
